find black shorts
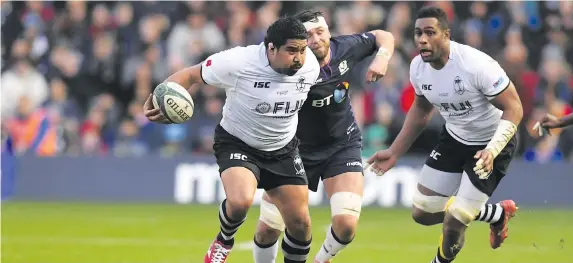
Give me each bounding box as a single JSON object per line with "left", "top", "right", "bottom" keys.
{"left": 299, "top": 134, "right": 364, "bottom": 192}
{"left": 213, "top": 125, "right": 307, "bottom": 191}
{"left": 425, "top": 127, "right": 518, "bottom": 196}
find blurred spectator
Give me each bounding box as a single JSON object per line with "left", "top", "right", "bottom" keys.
{"left": 1, "top": 58, "right": 48, "bottom": 118}
{"left": 0, "top": 1, "right": 570, "bottom": 162}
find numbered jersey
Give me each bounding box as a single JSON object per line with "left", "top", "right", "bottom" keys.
{"left": 201, "top": 43, "right": 320, "bottom": 151}
{"left": 410, "top": 41, "right": 511, "bottom": 145}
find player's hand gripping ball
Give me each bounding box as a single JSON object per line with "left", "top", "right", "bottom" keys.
{"left": 144, "top": 82, "right": 195, "bottom": 124}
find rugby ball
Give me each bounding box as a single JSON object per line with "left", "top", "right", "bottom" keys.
{"left": 152, "top": 82, "right": 194, "bottom": 124}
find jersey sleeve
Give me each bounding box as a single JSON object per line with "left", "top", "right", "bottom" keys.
{"left": 335, "top": 32, "right": 377, "bottom": 61}
{"left": 200, "top": 47, "right": 244, "bottom": 88}
{"left": 475, "top": 59, "right": 511, "bottom": 98}
{"left": 409, "top": 56, "right": 423, "bottom": 96}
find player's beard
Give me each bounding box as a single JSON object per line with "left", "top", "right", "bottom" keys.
{"left": 283, "top": 64, "right": 302, "bottom": 76}
{"left": 312, "top": 42, "right": 330, "bottom": 61}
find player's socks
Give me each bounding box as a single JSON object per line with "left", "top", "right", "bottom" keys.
{"left": 253, "top": 237, "right": 278, "bottom": 263}
{"left": 431, "top": 247, "right": 453, "bottom": 263}
{"left": 216, "top": 199, "right": 246, "bottom": 247}
{"left": 474, "top": 203, "right": 503, "bottom": 224}
{"left": 282, "top": 230, "right": 311, "bottom": 263}
{"left": 314, "top": 225, "right": 352, "bottom": 262}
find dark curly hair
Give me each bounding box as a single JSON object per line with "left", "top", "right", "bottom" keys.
{"left": 416, "top": 6, "right": 450, "bottom": 30}
{"left": 293, "top": 10, "right": 324, "bottom": 24}
{"left": 264, "top": 16, "right": 307, "bottom": 49}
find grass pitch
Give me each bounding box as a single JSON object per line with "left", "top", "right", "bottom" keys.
{"left": 2, "top": 202, "right": 572, "bottom": 263}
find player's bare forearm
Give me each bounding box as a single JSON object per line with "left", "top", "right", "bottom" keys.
{"left": 164, "top": 64, "right": 204, "bottom": 93}
{"left": 558, "top": 113, "right": 573, "bottom": 128}
{"left": 390, "top": 95, "right": 435, "bottom": 156}
{"left": 485, "top": 82, "right": 523, "bottom": 158}
{"left": 369, "top": 30, "right": 395, "bottom": 59}
{"left": 490, "top": 82, "right": 523, "bottom": 126}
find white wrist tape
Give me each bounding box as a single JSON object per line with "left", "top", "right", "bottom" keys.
{"left": 485, "top": 119, "right": 517, "bottom": 158}
{"left": 303, "top": 16, "right": 328, "bottom": 31}
{"left": 376, "top": 47, "right": 391, "bottom": 59}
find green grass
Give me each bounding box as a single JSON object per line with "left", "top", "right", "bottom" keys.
{"left": 2, "top": 202, "right": 572, "bottom": 263}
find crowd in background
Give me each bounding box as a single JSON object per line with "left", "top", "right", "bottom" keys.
{"left": 1, "top": 1, "right": 572, "bottom": 162}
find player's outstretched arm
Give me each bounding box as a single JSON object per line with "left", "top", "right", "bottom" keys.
{"left": 366, "top": 95, "right": 434, "bottom": 175}
{"left": 473, "top": 81, "right": 523, "bottom": 178}
{"left": 533, "top": 113, "right": 573, "bottom": 136}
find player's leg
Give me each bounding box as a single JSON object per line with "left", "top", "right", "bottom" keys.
{"left": 206, "top": 126, "right": 262, "bottom": 263}
{"left": 266, "top": 183, "right": 312, "bottom": 263}
{"left": 430, "top": 137, "right": 518, "bottom": 263}
{"left": 253, "top": 192, "right": 283, "bottom": 263}
{"left": 258, "top": 146, "right": 313, "bottom": 263}
{"left": 431, "top": 171, "right": 488, "bottom": 263}
{"left": 204, "top": 166, "right": 259, "bottom": 263}
{"left": 470, "top": 136, "right": 519, "bottom": 249}
{"left": 314, "top": 172, "right": 363, "bottom": 263}
{"left": 253, "top": 154, "right": 324, "bottom": 263}
{"left": 411, "top": 129, "right": 465, "bottom": 226}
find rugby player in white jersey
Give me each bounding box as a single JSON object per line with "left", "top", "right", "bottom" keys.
{"left": 251, "top": 10, "right": 395, "bottom": 263}
{"left": 366, "top": 6, "right": 523, "bottom": 263}
{"left": 144, "top": 16, "right": 320, "bottom": 263}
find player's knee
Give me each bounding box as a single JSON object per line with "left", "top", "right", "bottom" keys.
{"left": 332, "top": 215, "right": 358, "bottom": 241}
{"left": 411, "top": 207, "right": 435, "bottom": 226}
{"left": 446, "top": 196, "right": 482, "bottom": 226}
{"left": 411, "top": 187, "right": 450, "bottom": 225}
{"left": 225, "top": 196, "right": 254, "bottom": 218}
{"left": 255, "top": 220, "right": 282, "bottom": 245}
{"left": 259, "top": 199, "right": 286, "bottom": 231}
{"left": 330, "top": 192, "right": 362, "bottom": 240}
{"left": 283, "top": 213, "right": 311, "bottom": 240}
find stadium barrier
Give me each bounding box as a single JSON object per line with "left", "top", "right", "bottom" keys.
{"left": 6, "top": 155, "right": 573, "bottom": 207}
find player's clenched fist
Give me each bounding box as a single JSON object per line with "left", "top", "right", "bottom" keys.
{"left": 365, "top": 55, "right": 389, "bottom": 83}
{"left": 143, "top": 94, "right": 170, "bottom": 124}
{"left": 366, "top": 149, "right": 398, "bottom": 176}
{"left": 473, "top": 149, "right": 494, "bottom": 179}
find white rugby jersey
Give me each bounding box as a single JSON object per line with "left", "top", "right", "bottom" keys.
{"left": 201, "top": 43, "right": 320, "bottom": 151}
{"left": 410, "top": 41, "right": 511, "bottom": 145}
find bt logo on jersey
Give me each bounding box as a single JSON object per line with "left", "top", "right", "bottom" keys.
{"left": 312, "top": 82, "right": 349, "bottom": 107}
{"left": 422, "top": 84, "right": 432, "bottom": 90}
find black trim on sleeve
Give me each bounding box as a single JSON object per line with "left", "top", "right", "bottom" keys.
{"left": 484, "top": 81, "right": 511, "bottom": 97}
{"left": 199, "top": 64, "right": 208, "bottom": 85}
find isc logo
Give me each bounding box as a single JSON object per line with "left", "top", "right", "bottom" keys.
{"left": 254, "top": 82, "right": 271, "bottom": 88}
{"left": 230, "top": 153, "right": 247, "bottom": 161}
{"left": 422, "top": 84, "right": 432, "bottom": 90}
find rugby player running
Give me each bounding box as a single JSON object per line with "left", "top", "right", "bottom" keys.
{"left": 252, "top": 10, "right": 395, "bottom": 263}
{"left": 367, "top": 7, "right": 522, "bottom": 263}
{"left": 144, "top": 16, "right": 321, "bottom": 263}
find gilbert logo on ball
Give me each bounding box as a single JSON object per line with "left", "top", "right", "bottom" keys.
{"left": 153, "top": 82, "right": 195, "bottom": 124}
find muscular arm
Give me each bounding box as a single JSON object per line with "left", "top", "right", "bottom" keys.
{"left": 390, "top": 95, "right": 435, "bottom": 156}
{"left": 557, "top": 113, "right": 573, "bottom": 128}
{"left": 489, "top": 82, "right": 523, "bottom": 126}
{"left": 164, "top": 64, "right": 206, "bottom": 93}
{"left": 484, "top": 81, "right": 523, "bottom": 158}
{"left": 369, "top": 30, "right": 395, "bottom": 59}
